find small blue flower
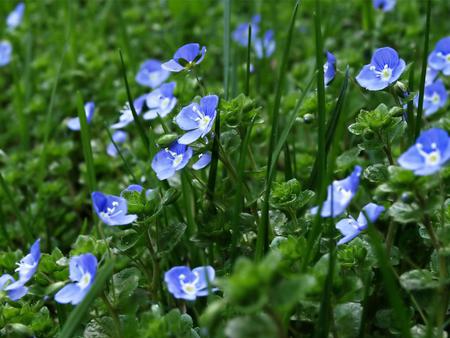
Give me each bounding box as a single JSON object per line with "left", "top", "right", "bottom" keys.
{"left": 0, "top": 239, "right": 40, "bottom": 301}
{"left": 310, "top": 165, "right": 362, "bottom": 218}
{"left": 192, "top": 152, "right": 212, "bottom": 170}
{"left": 356, "top": 47, "right": 406, "bottom": 91}
{"left": 7, "top": 3, "right": 25, "bottom": 30}
{"left": 67, "top": 102, "right": 95, "bottom": 131}
{"left": 175, "top": 95, "right": 219, "bottom": 144}
{"left": 107, "top": 130, "right": 127, "bottom": 157}
{"left": 54, "top": 253, "right": 97, "bottom": 305}
{"left": 111, "top": 95, "right": 146, "bottom": 129}
{"left": 324, "top": 51, "right": 336, "bottom": 86}
{"left": 232, "top": 15, "right": 260, "bottom": 47}
{"left": 143, "top": 82, "right": 177, "bottom": 120}
{"left": 413, "top": 80, "right": 447, "bottom": 117}
{"left": 0, "top": 274, "right": 27, "bottom": 301}
{"left": 151, "top": 141, "right": 193, "bottom": 180}
{"left": 336, "top": 203, "right": 385, "bottom": 245}
{"left": 162, "top": 43, "right": 206, "bottom": 72}
{"left": 92, "top": 191, "right": 138, "bottom": 226}
{"left": 428, "top": 37, "right": 450, "bottom": 76}
{"left": 164, "top": 265, "right": 216, "bottom": 301}
{"left": 398, "top": 128, "right": 450, "bottom": 176}
{"left": 135, "top": 59, "right": 170, "bottom": 88}
{"left": 372, "top": 0, "right": 396, "bottom": 12}
{"left": 0, "top": 41, "right": 12, "bottom": 67}
{"left": 255, "top": 30, "right": 275, "bottom": 59}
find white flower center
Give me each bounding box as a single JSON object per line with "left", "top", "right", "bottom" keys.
{"left": 15, "top": 258, "right": 35, "bottom": 276}
{"left": 192, "top": 105, "right": 211, "bottom": 130}
{"left": 148, "top": 71, "right": 160, "bottom": 84}
{"left": 417, "top": 142, "right": 441, "bottom": 166}
{"left": 172, "top": 153, "right": 184, "bottom": 167}
{"left": 77, "top": 272, "right": 91, "bottom": 289}
{"left": 430, "top": 92, "right": 440, "bottom": 105}
{"left": 323, "top": 63, "right": 329, "bottom": 73}
{"left": 160, "top": 97, "right": 170, "bottom": 110}
{"left": 100, "top": 201, "right": 122, "bottom": 219}
{"left": 179, "top": 271, "right": 199, "bottom": 295}
{"left": 375, "top": 64, "right": 392, "bottom": 81}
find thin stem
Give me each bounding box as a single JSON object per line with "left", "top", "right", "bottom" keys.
{"left": 100, "top": 293, "right": 122, "bottom": 338}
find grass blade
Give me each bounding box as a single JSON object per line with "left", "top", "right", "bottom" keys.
{"left": 245, "top": 24, "right": 252, "bottom": 96}
{"left": 59, "top": 259, "right": 115, "bottom": 338}
{"left": 0, "top": 172, "right": 33, "bottom": 243}
{"left": 365, "top": 222, "right": 412, "bottom": 338}
{"left": 308, "top": 67, "right": 350, "bottom": 188}
{"left": 414, "top": 0, "right": 431, "bottom": 138}
{"left": 255, "top": 0, "right": 300, "bottom": 260}
{"left": 76, "top": 91, "right": 96, "bottom": 193}
{"left": 119, "top": 50, "right": 153, "bottom": 157}
{"left": 406, "top": 62, "right": 416, "bottom": 145}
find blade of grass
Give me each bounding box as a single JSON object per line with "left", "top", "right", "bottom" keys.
{"left": 365, "top": 221, "right": 412, "bottom": 338}
{"left": 76, "top": 91, "right": 96, "bottom": 194}
{"left": 119, "top": 50, "right": 154, "bottom": 157}
{"left": 245, "top": 24, "right": 252, "bottom": 96}
{"left": 406, "top": 61, "right": 416, "bottom": 145}
{"left": 206, "top": 0, "right": 231, "bottom": 209}
{"left": 59, "top": 259, "right": 115, "bottom": 338}
{"left": 255, "top": 0, "right": 300, "bottom": 260}
{"left": 414, "top": 0, "right": 431, "bottom": 138}
{"left": 308, "top": 67, "right": 350, "bottom": 188}
{"left": 0, "top": 172, "right": 33, "bottom": 243}
{"left": 314, "top": 0, "right": 327, "bottom": 202}
{"left": 104, "top": 124, "right": 138, "bottom": 183}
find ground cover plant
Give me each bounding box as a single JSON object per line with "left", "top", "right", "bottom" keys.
{"left": 0, "top": 0, "right": 449, "bottom": 337}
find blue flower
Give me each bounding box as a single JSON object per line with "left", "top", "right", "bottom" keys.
{"left": 0, "top": 274, "right": 27, "bottom": 301}
{"left": 135, "top": 59, "right": 170, "bottom": 88}
{"left": 428, "top": 37, "right": 450, "bottom": 76}
{"left": 232, "top": 15, "right": 260, "bottom": 47}
{"left": 0, "top": 239, "right": 40, "bottom": 301}
{"left": 324, "top": 51, "right": 336, "bottom": 86}
{"left": 7, "top": 3, "right": 25, "bottom": 30}
{"left": 192, "top": 152, "right": 212, "bottom": 170}
{"left": 107, "top": 130, "right": 127, "bottom": 157}
{"left": 413, "top": 80, "right": 447, "bottom": 117}
{"left": 164, "top": 266, "right": 216, "bottom": 300}
{"left": 255, "top": 30, "right": 275, "bottom": 59}
{"left": 372, "top": 0, "right": 396, "bottom": 12}
{"left": 67, "top": 102, "right": 95, "bottom": 131}
{"left": 54, "top": 253, "right": 97, "bottom": 305}
{"left": 143, "top": 82, "right": 177, "bottom": 120}
{"left": 0, "top": 41, "right": 12, "bottom": 67}
{"left": 398, "top": 128, "right": 450, "bottom": 176}
{"left": 151, "top": 141, "right": 193, "bottom": 180}
{"left": 336, "top": 203, "right": 385, "bottom": 245}
{"left": 162, "top": 43, "right": 206, "bottom": 72}
{"left": 92, "top": 192, "right": 138, "bottom": 226}
{"left": 356, "top": 47, "right": 406, "bottom": 91}
{"left": 111, "top": 95, "right": 146, "bottom": 129}
{"left": 310, "top": 165, "right": 362, "bottom": 218}
{"left": 175, "top": 95, "right": 219, "bottom": 144}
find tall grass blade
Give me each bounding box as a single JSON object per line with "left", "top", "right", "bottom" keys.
{"left": 308, "top": 67, "right": 350, "bottom": 188}
{"left": 245, "top": 24, "right": 252, "bottom": 96}
{"left": 76, "top": 92, "right": 96, "bottom": 193}
{"left": 406, "top": 62, "right": 416, "bottom": 145}
{"left": 119, "top": 50, "right": 153, "bottom": 157}
{"left": 255, "top": 1, "right": 300, "bottom": 260}
{"left": 414, "top": 0, "right": 431, "bottom": 138}
{"left": 365, "top": 222, "right": 412, "bottom": 338}
{"left": 0, "top": 172, "right": 33, "bottom": 243}
{"left": 59, "top": 259, "right": 115, "bottom": 338}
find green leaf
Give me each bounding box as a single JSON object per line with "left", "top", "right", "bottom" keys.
{"left": 334, "top": 303, "right": 362, "bottom": 338}
{"left": 399, "top": 269, "right": 439, "bottom": 291}
{"left": 158, "top": 223, "right": 187, "bottom": 257}
{"left": 363, "top": 164, "right": 389, "bottom": 183}
{"left": 388, "top": 202, "right": 421, "bottom": 224}
{"left": 224, "top": 313, "right": 278, "bottom": 338}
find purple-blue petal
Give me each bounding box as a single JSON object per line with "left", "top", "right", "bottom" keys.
{"left": 192, "top": 152, "right": 212, "bottom": 170}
